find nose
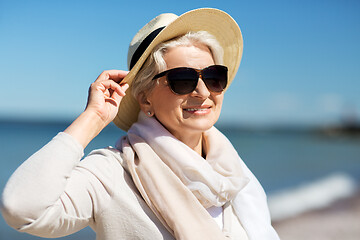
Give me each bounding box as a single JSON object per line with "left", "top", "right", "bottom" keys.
{"left": 191, "top": 77, "right": 210, "bottom": 99}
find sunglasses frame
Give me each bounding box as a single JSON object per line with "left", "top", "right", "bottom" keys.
{"left": 152, "top": 65, "right": 228, "bottom": 95}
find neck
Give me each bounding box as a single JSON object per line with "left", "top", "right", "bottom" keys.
{"left": 173, "top": 132, "right": 204, "bottom": 156}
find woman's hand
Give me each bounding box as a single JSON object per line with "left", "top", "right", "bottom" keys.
{"left": 64, "top": 70, "right": 129, "bottom": 148}
{"left": 86, "top": 70, "right": 129, "bottom": 126}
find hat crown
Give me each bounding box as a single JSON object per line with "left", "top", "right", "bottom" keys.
{"left": 127, "top": 13, "right": 178, "bottom": 69}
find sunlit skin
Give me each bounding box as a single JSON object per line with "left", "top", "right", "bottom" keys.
{"left": 140, "top": 43, "right": 224, "bottom": 155}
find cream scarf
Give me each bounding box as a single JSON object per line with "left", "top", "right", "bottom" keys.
{"left": 117, "top": 112, "right": 280, "bottom": 240}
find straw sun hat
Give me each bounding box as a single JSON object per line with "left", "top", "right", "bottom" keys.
{"left": 113, "top": 8, "right": 243, "bottom": 131}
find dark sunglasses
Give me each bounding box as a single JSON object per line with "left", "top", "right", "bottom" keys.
{"left": 152, "top": 65, "right": 228, "bottom": 95}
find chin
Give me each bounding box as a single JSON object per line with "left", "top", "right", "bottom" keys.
{"left": 183, "top": 118, "right": 217, "bottom": 132}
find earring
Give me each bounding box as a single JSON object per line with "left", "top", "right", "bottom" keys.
{"left": 147, "top": 111, "right": 152, "bottom": 116}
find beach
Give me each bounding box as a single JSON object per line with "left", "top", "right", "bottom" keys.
{"left": 273, "top": 191, "right": 360, "bottom": 240}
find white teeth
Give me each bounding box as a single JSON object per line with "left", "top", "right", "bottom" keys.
{"left": 185, "top": 108, "right": 208, "bottom": 111}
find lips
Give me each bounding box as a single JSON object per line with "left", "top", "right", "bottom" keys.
{"left": 184, "top": 108, "right": 209, "bottom": 111}
{"left": 183, "top": 105, "right": 211, "bottom": 113}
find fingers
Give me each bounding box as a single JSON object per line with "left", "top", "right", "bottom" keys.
{"left": 88, "top": 70, "right": 130, "bottom": 108}
{"left": 109, "top": 83, "right": 129, "bottom": 104}
{"left": 95, "top": 70, "right": 129, "bottom": 84}
{"left": 97, "top": 79, "right": 128, "bottom": 96}
{"left": 93, "top": 69, "right": 129, "bottom": 98}
{"left": 89, "top": 81, "right": 129, "bottom": 108}
{"left": 84, "top": 70, "right": 130, "bottom": 126}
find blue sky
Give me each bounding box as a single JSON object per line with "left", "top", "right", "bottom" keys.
{"left": 0, "top": 0, "right": 359, "bottom": 127}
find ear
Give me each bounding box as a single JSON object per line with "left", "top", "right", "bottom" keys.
{"left": 137, "top": 91, "right": 153, "bottom": 114}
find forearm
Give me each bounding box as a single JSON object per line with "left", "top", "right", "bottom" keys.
{"left": 64, "top": 110, "right": 107, "bottom": 149}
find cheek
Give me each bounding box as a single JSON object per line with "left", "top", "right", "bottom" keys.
{"left": 155, "top": 101, "right": 178, "bottom": 115}
{"left": 214, "top": 94, "right": 224, "bottom": 110}
{"left": 153, "top": 99, "right": 184, "bottom": 132}
{"left": 150, "top": 89, "right": 184, "bottom": 117}
{"left": 160, "top": 99, "right": 184, "bottom": 117}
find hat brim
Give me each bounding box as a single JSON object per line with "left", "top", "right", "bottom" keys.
{"left": 113, "top": 8, "right": 243, "bottom": 131}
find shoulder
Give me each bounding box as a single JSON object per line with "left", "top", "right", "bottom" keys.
{"left": 77, "top": 147, "right": 124, "bottom": 177}
{"left": 69, "top": 147, "right": 125, "bottom": 197}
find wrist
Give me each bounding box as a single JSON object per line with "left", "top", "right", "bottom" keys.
{"left": 64, "top": 110, "right": 108, "bottom": 148}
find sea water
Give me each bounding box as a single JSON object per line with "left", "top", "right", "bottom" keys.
{"left": 1, "top": 121, "right": 359, "bottom": 239}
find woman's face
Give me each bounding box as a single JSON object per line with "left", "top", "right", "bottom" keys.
{"left": 145, "top": 43, "right": 224, "bottom": 139}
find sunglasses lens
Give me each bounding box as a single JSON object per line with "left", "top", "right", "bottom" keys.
{"left": 203, "top": 66, "right": 228, "bottom": 92}
{"left": 162, "top": 65, "right": 228, "bottom": 95}
{"left": 167, "top": 68, "right": 198, "bottom": 94}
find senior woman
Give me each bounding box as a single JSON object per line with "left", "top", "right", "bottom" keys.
{"left": 1, "top": 8, "right": 279, "bottom": 240}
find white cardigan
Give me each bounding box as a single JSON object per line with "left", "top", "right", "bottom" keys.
{"left": 1, "top": 132, "right": 278, "bottom": 239}
{"left": 2, "top": 132, "right": 173, "bottom": 239}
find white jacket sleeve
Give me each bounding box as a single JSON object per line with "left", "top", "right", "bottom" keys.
{"left": 1, "top": 132, "right": 112, "bottom": 238}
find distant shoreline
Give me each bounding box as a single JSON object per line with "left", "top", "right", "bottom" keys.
{"left": 0, "top": 118, "right": 72, "bottom": 126}
{"left": 2, "top": 118, "right": 360, "bottom": 138}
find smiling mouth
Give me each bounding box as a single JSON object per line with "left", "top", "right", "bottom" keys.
{"left": 183, "top": 106, "right": 211, "bottom": 113}
{"left": 184, "top": 108, "right": 208, "bottom": 111}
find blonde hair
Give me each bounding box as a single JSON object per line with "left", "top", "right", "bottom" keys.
{"left": 131, "top": 31, "right": 224, "bottom": 98}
